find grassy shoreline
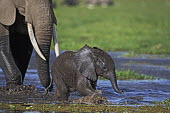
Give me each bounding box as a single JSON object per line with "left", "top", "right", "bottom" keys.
{"left": 52, "top": 0, "right": 170, "bottom": 55}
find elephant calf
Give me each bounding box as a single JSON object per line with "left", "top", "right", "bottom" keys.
{"left": 51, "top": 45, "right": 123, "bottom": 100}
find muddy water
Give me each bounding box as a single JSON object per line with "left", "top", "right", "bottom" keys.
{"left": 0, "top": 51, "right": 170, "bottom": 106}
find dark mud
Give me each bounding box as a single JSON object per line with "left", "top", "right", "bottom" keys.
{"left": 0, "top": 84, "right": 107, "bottom": 105}
{"left": 0, "top": 51, "right": 170, "bottom": 106}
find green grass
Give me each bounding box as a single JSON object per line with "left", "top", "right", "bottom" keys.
{"left": 153, "top": 98, "right": 170, "bottom": 110}
{"left": 52, "top": 0, "right": 170, "bottom": 54}
{"left": 116, "top": 70, "right": 157, "bottom": 80}
{"left": 99, "top": 70, "right": 157, "bottom": 80}
{"left": 161, "top": 99, "right": 170, "bottom": 107}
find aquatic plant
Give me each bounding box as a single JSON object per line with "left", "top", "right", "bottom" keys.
{"left": 116, "top": 70, "right": 157, "bottom": 80}
{"left": 161, "top": 99, "right": 170, "bottom": 107}
{"left": 99, "top": 69, "right": 157, "bottom": 80}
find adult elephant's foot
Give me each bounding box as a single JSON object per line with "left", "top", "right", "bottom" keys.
{"left": 6, "top": 80, "right": 22, "bottom": 87}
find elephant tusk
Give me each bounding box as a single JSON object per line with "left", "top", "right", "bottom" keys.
{"left": 27, "top": 23, "right": 46, "bottom": 61}
{"left": 53, "top": 25, "right": 60, "bottom": 57}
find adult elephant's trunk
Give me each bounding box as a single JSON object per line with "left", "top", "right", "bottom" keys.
{"left": 27, "top": 26, "right": 52, "bottom": 88}
{"left": 26, "top": 0, "right": 59, "bottom": 89}
{"left": 109, "top": 72, "right": 123, "bottom": 93}
{"left": 34, "top": 21, "right": 53, "bottom": 88}
{"left": 27, "top": 1, "right": 54, "bottom": 88}
{"left": 28, "top": 22, "right": 54, "bottom": 89}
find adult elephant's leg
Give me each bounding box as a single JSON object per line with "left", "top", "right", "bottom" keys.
{"left": 0, "top": 24, "right": 22, "bottom": 86}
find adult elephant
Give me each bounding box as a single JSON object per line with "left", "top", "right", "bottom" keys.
{"left": 0, "top": 0, "right": 59, "bottom": 90}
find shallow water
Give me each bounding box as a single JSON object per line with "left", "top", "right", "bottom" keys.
{"left": 0, "top": 71, "right": 170, "bottom": 106}
{"left": 98, "top": 79, "right": 170, "bottom": 105}
{"left": 0, "top": 51, "right": 170, "bottom": 107}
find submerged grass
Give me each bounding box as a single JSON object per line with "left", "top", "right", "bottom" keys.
{"left": 116, "top": 70, "right": 157, "bottom": 80}
{"left": 152, "top": 98, "right": 170, "bottom": 110}
{"left": 99, "top": 70, "right": 157, "bottom": 80}
{"left": 161, "top": 99, "right": 170, "bottom": 107}
{"left": 0, "top": 103, "right": 169, "bottom": 113}
{"left": 52, "top": 0, "right": 170, "bottom": 55}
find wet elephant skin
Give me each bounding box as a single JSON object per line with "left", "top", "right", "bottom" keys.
{"left": 51, "top": 45, "right": 123, "bottom": 101}
{"left": 0, "top": 0, "right": 57, "bottom": 89}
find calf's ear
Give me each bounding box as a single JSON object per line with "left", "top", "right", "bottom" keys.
{"left": 79, "top": 60, "right": 97, "bottom": 82}
{"left": 0, "top": 0, "right": 16, "bottom": 25}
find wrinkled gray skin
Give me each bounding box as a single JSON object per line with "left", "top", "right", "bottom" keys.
{"left": 86, "top": 0, "right": 113, "bottom": 6}
{"left": 51, "top": 45, "right": 123, "bottom": 100}
{"left": 0, "top": 0, "right": 56, "bottom": 89}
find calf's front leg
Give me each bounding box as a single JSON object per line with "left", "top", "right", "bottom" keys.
{"left": 76, "top": 76, "right": 96, "bottom": 96}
